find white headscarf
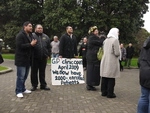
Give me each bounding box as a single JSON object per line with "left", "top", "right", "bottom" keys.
{"left": 107, "top": 28, "right": 119, "bottom": 39}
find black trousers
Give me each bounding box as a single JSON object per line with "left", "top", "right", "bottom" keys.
{"left": 82, "top": 57, "right": 87, "bottom": 68}
{"left": 31, "top": 58, "right": 47, "bottom": 88}
{"left": 101, "top": 77, "right": 115, "bottom": 96}
{"left": 119, "top": 60, "right": 123, "bottom": 71}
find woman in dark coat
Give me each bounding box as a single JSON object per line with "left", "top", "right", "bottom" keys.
{"left": 79, "top": 37, "right": 88, "bottom": 69}
{"left": 137, "top": 37, "right": 150, "bottom": 113}
{"left": 86, "top": 26, "right": 105, "bottom": 91}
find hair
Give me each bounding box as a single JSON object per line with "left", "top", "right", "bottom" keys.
{"left": 35, "top": 24, "right": 42, "bottom": 29}
{"left": 88, "top": 26, "right": 98, "bottom": 34}
{"left": 23, "top": 21, "right": 31, "bottom": 27}
{"left": 66, "top": 26, "right": 72, "bottom": 30}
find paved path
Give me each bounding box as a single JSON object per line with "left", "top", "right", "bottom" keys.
{"left": 0, "top": 60, "right": 140, "bottom": 113}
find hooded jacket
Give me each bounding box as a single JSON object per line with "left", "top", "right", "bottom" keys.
{"left": 139, "top": 37, "right": 150, "bottom": 89}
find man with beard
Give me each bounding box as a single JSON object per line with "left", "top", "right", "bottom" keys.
{"left": 15, "top": 21, "right": 37, "bottom": 98}
{"left": 31, "top": 24, "right": 51, "bottom": 91}
{"left": 59, "top": 26, "right": 78, "bottom": 58}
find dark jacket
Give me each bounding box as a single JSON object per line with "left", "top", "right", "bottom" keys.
{"left": 139, "top": 37, "right": 150, "bottom": 89}
{"left": 15, "top": 30, "right": 34, "bottom": 66}
{"left": 32, "top": 33, "right": 51, "bottom": 59}
{"left": 86, "top": 34, "right": 105, "bottom": 64}
{"left": 59, "top": 33, "right": 78, "bottom": 58}
{"left": 126, "top": 46, "right": 134, "bottom": 58}
{"left": 79, "top": 42, "right": 87, "bottom": 58}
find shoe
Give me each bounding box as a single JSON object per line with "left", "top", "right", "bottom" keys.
{"left": 101, "top": 93, "right": 107, "bottom": 96}
{"left": 31, "top": 87, "right": 37, "bottom": 91}
{"left": 17, "top": 93, "right": 23, "bottom": 98}
{"left": 86, "top": 85, "right": 96, "bottom": 91}
{"left": 40, "top": 86, "right": 50, "bottom": 90}
{"left": 23, "top": 89, "right": 32, "bottom": 94}
{"left": 107, "top": 93, "right": 116, "bottom": 98}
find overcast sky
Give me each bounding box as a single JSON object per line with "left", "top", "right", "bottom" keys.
{"left": 143, "top": 3, "right": 150, "bottom": 32}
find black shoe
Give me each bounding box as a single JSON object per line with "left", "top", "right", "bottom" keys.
{"left": 31, "top": 87, "right": 37, "bottom": 91}
{"left": 86, "top": 85, "right": 96, "bottom": 91}
{"left": 107, "top": 93, "right": 116, "bottom": 98}
{"left": 101, "top": 93, "right": 107, "bottom": 96}
{"left": 40, "top": 86, "right": 50, "bottom": 90}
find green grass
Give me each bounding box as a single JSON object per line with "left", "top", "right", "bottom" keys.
{"left": 122, "top": 58, "right": 138, "bottom": 67}
{"left": 1, "top": 54, "right": 51, "bottom": 63}
{"left": 1, "top": 54, "right": 139, "bottom": 67}
{"left": 2, "top": 54, "right": 14, "bottom": 60}
{"left": 0, "top": 66, "right": 8, "bottom": 71}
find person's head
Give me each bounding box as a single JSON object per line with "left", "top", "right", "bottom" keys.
{"left": 66, "top": 26, "right": 73, "bottom": 34}
{"left": 35, "top": 24, "right": 43, "bottom": 34}
{"left": 88, "top": 26, "right": 99, "bottom": 36}
{"left": 23, "top": 21, "right": 32, "bottom": 33}
{"left": 120, "top": 43, "right": 124, "bottom": 48}
{"left": 107, "top": 28, "right": 119, "bottom": 39}
{"left": 129, "top": 43, "right": 132, "bottom": 47}
{"left": 83, "top": 37, "right": 87, "bottom": 43}
{"left": 53, "top": 36, "right": 58, "bottom": 42}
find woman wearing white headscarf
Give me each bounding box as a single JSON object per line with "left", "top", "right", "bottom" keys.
{"left": 100, "top": 28, "right": 120, "bottom": 98}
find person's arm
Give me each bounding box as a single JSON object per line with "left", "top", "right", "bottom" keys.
{"left": 47, "top": 37, "right": 51, "bottom": 57}
{"left": 73, "top": 37, "right": 78, "bottom": 57}
{"left": 16, "top": 33, "right": 35, "bottom": 50}
{"left": 59, "top": 35, "right": 65, "bottom": 58}
{"left": 112, "top": 39, "right": 120, "bottom": 57}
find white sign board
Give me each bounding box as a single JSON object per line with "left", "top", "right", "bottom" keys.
{"left": 51, "top": 58, "right": 85, "bottom": 85}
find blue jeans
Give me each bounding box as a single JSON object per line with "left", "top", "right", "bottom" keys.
{"left": 15, "top": 66, "right": 30, "bottom": 94}
{"left": 51, "top": 53, "right": 59, "bottom": 58}
{"left": 137, "top": 86, "right": 150, "bottom": 113}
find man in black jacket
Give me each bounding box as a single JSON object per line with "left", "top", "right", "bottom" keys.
{"left": 31, "top": 24, "right": 51, "bottom": 91}
{"left": 15, "top": 21, "right": 37, "bottom": 98}
{"left": 59, "top": 26, "right": 78, "bottom": 58}
{"left": 124, "top": 43, "right": 134, "bottom": 68}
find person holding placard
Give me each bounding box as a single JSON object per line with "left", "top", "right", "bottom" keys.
{"left": 59, "top": 26, "right": 78, "bottom": 58}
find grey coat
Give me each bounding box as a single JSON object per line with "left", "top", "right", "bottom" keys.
{"left": 100, "top": 37, "right": 120, "bottom": 78}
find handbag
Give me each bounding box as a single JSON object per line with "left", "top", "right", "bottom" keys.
{"left": 0, "top": 54, "right": 4, "bottom": 64}
{"left": 97, "top": 47, "right": 103, "bottom": 60}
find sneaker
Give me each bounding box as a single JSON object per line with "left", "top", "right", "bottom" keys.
{"left": 23, "top": 89, "right": 32, "bottom": 94}
{"left": 17, "top": 93, "right": 23, "bottom": 98}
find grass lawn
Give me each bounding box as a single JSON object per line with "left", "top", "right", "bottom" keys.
{"left": 0, "top": 66, "right": 8, "bottom": 71}
{"left": 2, "top": 54, "right": 51, "bottom": 63}
{"left": 2, "top": 54, "right": 14, "bottom": 60}
{"left": 1, "top": 54, "right": 139, "bottom": 67}
{"left": 122, "top": 58, "right": 138, "bottom": 68}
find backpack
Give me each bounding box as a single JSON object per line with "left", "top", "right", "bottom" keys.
{"left": 97, "top": 47, "right": 103, "bottom": 60}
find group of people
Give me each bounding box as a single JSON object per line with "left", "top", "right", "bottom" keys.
{"left": 15, "top": 22, "right": 51, "bottom": 98}
{"left": 14, "top": 21, "right": 150, "bottom": 113}
{"left": 119, "top": 43, "right": 134, "bottom": 71}
{"left": 15, "top": 22, "right": 78, "bottom": 98}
